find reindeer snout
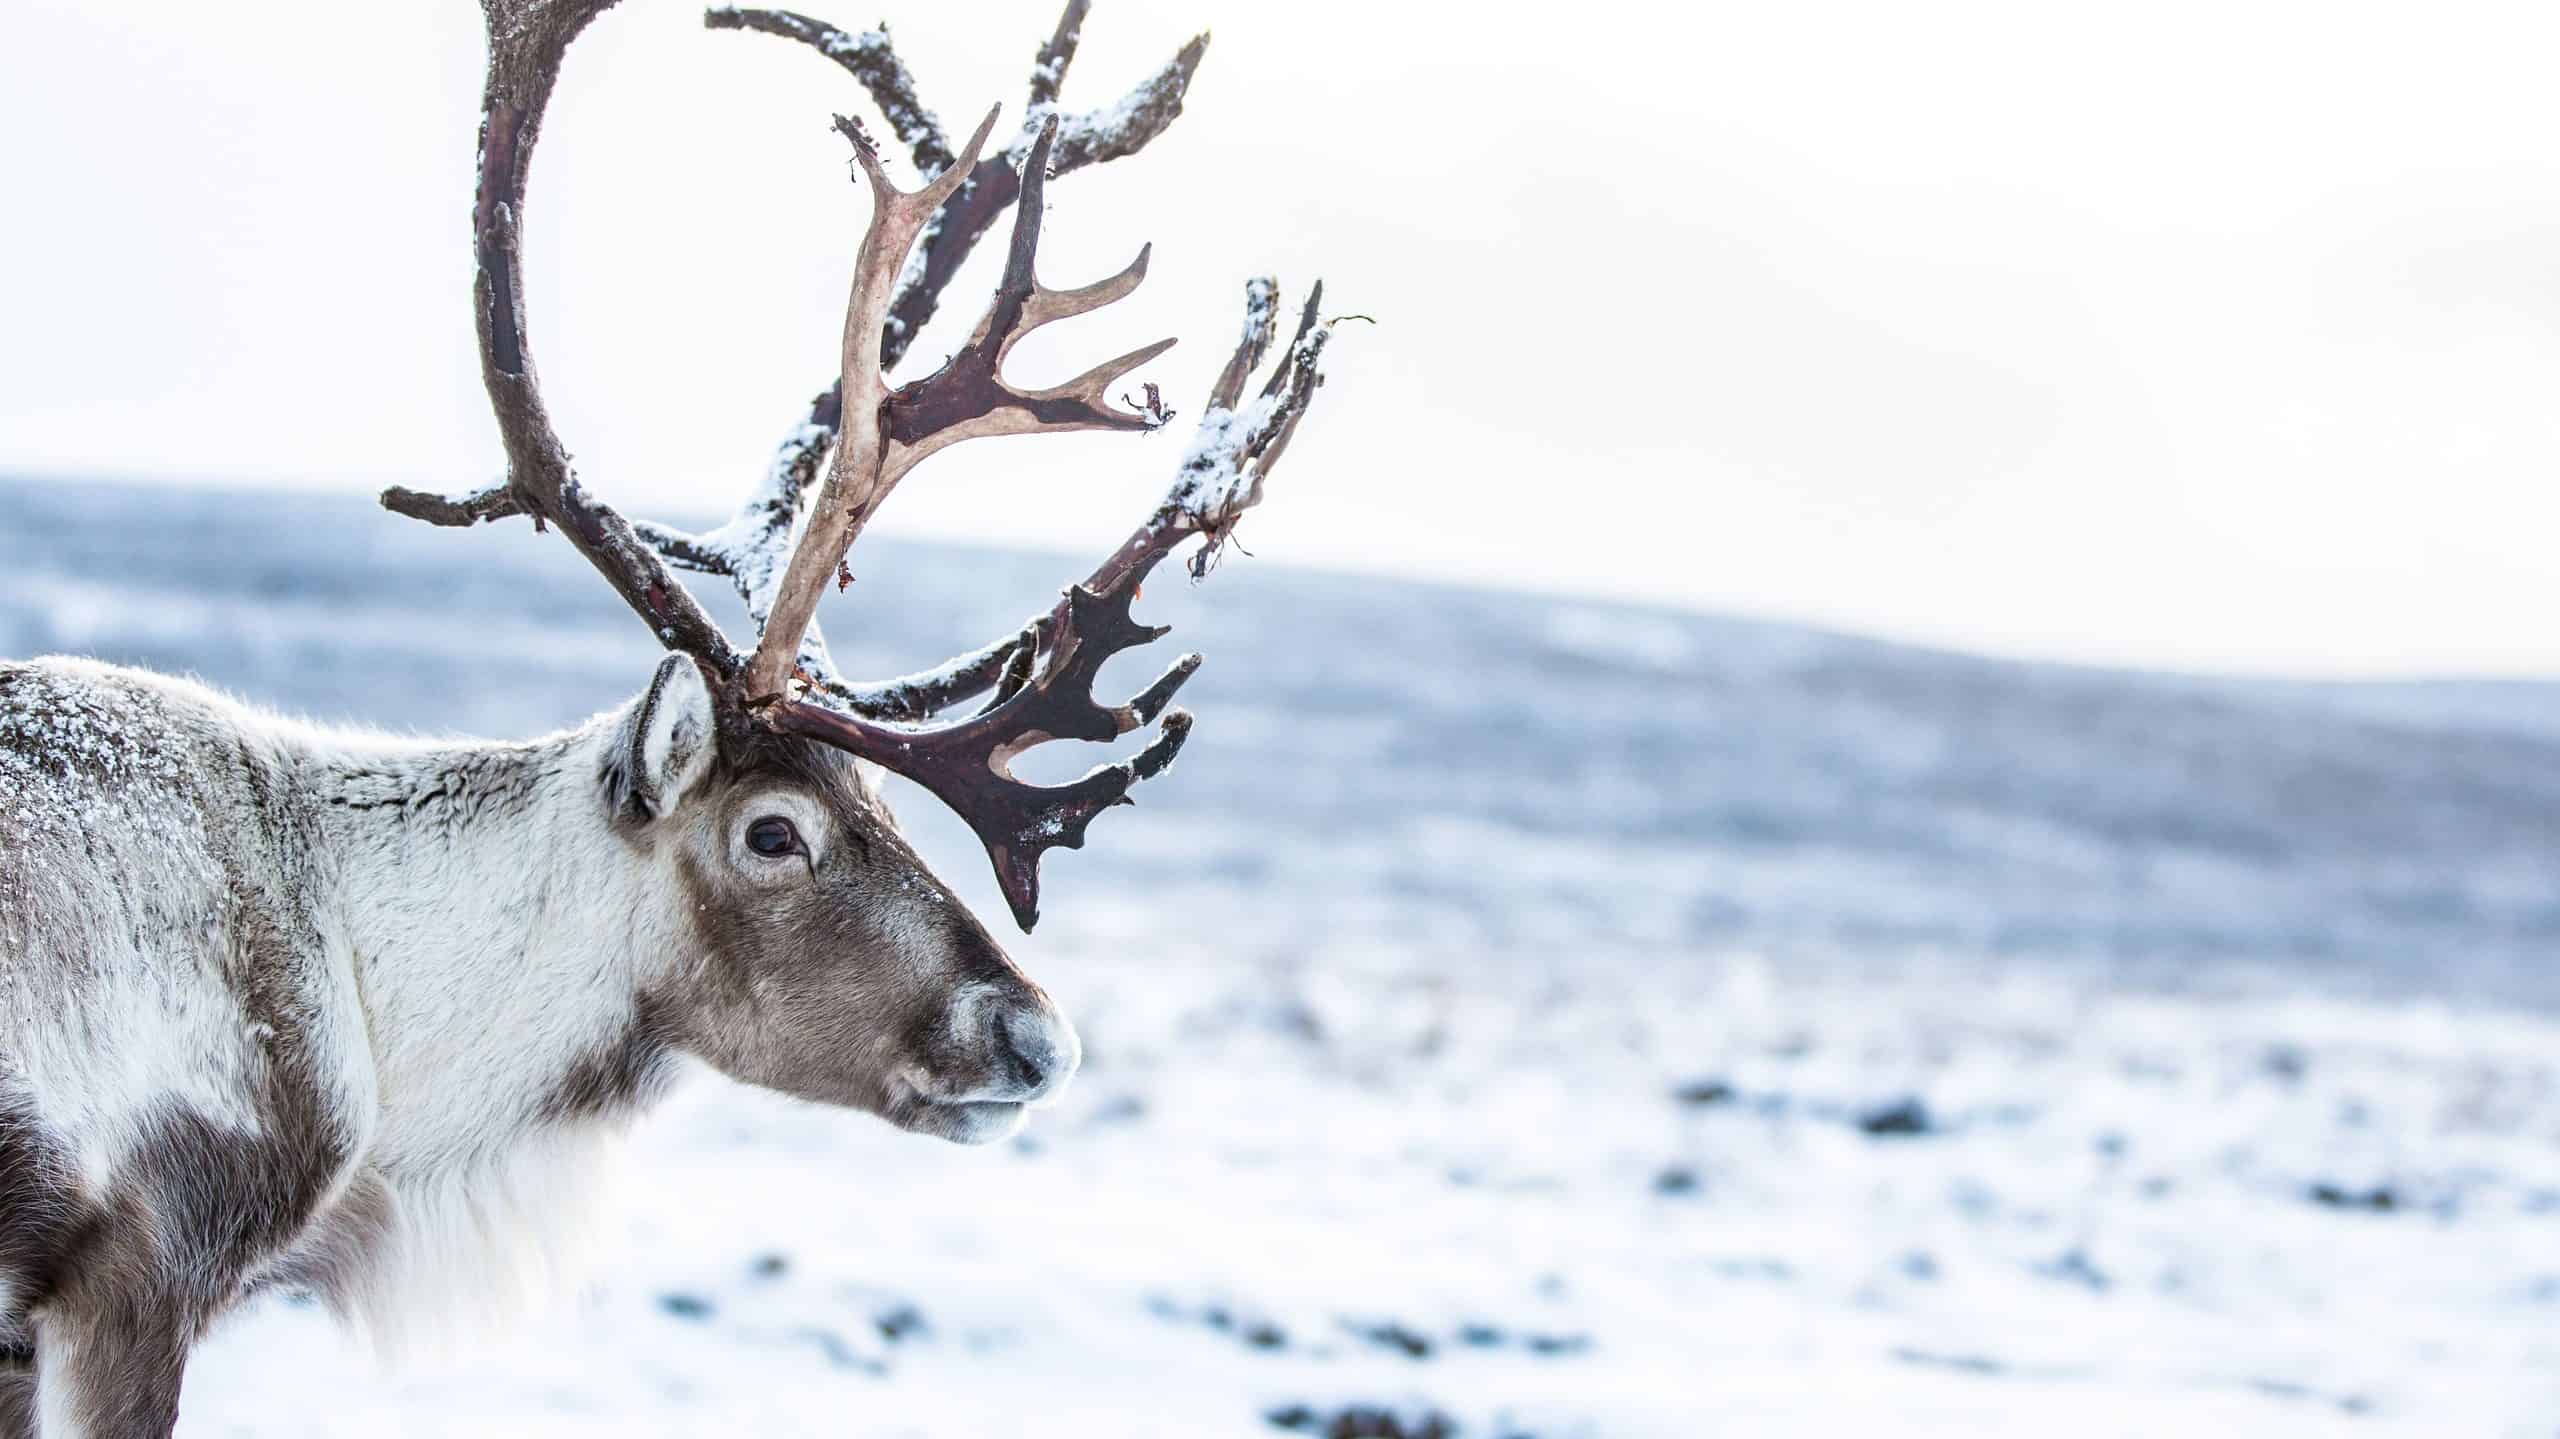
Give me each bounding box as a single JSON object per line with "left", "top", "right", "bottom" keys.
{"left": 942, "top": 983, "right": 1080, "bottom": 1108}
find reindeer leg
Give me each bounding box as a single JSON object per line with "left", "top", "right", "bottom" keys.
{"left": 27, "top": 1089, "right": 349, "bottom": 1437}
{"left": 30, "top": 1295, "right": 191, "bottom": 1439}
{"left": 0, "top": 1355, "right": 33, "bottom": 1439}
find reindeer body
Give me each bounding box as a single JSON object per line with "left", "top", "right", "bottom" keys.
{"left": 0, "top": 655, "right": 1078, "bottom": 1435}
{"left": 0, "top": 658, "right": 660, "bottom": 1426}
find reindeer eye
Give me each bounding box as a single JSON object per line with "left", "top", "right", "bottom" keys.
{"left": 746, "top": 817, "right": 802, "bottom": 858}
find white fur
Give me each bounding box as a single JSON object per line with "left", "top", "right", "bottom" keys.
{"left": 31, "top": 1342, "right": 80, "bottom": 1439}
{"left": 0, "top": 656, "right": 706, "bottom": 1348}
{"left": 326, "top": 1124, "right": 631, "bottom": 1355}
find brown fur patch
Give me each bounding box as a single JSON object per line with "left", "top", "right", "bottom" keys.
{"left": 0, "top": 1364, "right": 30, "bottom": 1439}
{"left": 539, "top": 992, "right": 681, "bottom": 1124}
{"left": 36, "top": 1086, "right": 351, "bottom": 1434}
{"left": 0, "top": 1109, "right": 95, "bottom": 1341}
{"left": 255, "top": 1172, "right": 395, "bottom": 1323}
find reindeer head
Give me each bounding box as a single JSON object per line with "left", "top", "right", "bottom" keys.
{"left": 603, "top": 656, "right": 1074, "bottom": 1143}
{"left": 381, "top": 1, "right": 1342, "bottom": 1141}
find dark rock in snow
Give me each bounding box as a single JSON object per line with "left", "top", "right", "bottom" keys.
{"left": 1349, "top": 1319, "right": 1434, "bottom": 1360}
{"left": 873, "top": 1303, "right": 927, "bottom": 1343}
{"left": 2307, "top": 1181, "right": 2399, "bottom": 1212}
{"left": 657, "top": 1292, "right": 715, "bottom": 1321}
{"left": 1443, "top": 1322, "right": 1590, "bottom": 1358}
{"left": 1672, "top": 1078, "right": 1737, "bottom": 1107}
{"left": 2261, "top": 1044, "right": 2308, "bottom": 1082}
{"left": 1264, "top": 1404, "right": 1458, "bottom": 1439}
{"left": 1857, "top": 1097, "right": 1934, "bottom": 1137}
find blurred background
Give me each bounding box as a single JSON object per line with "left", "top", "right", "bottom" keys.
{"left": 5, "top": 0, "right": 2560, "bottom": 1434}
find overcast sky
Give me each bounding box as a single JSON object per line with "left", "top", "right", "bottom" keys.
{"left": 6, "top": 0, "right": 2559, "bottom": 677}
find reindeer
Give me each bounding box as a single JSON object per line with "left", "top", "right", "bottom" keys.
{"left": 0, "top": 1, "right": 1341, "bottom": 1432}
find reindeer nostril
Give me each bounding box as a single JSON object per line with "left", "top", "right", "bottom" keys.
{"left": 985, "top": 1001, "right": 1078, "bottom": 1101}
{"left": 992, "top": 1011, "right": 1048, "bottom": 1091}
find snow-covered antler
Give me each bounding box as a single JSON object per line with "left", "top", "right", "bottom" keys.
{"left": 705, "top": 2, "right": 1206, "bottom": 367}
{"left": 641, "top": 0, "right": 1210, "bottom": 675}
{"left": 739, "top": 110, "right": 1175, "bottom": 709}
{"left": 384, "top": 0, "right": 1346, "bottom": 931}
{"left": 843, "top": 278, "right": 1345, "bottom": 729}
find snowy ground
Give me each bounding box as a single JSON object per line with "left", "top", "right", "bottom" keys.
{"left": 4, "top": 476, "right": 2559, "bottom": 1435}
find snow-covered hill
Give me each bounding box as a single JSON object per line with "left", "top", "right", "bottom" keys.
{"left": 4, "top": 475, "right": 2555, "bottom": 1435}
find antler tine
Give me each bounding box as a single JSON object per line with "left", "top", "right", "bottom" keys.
{"left": 384, "top": 0, "right": 742, "bottom": 687}
{"left": 879, "top": 117, "right": 1176, "bottom": 470}
{"left": 1189, "top": 281, "right": 1334, "bottom": 565}
{"left": 1025, "top": 0, "right": 1089, "bottom": 109}
{"left": 1010, "top": 248, "right": 1155, "bottom": 356}
{"left": 740, "top": 104, "right": 1002, "bottom": 707}
{"left": 1205, "top": 275, "right": 1279, "bottom": 414}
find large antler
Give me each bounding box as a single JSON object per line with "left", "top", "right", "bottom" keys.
{"left": 385, "top": 0, "right": 741, "bottom": 684}
{"left": 739, "top": 112, "right": 1174, "bottom": 709}
{"left": 388, "top": 0, "right": 1345, "bottom": 932}
{"left": 776, "top": 275, "right": 1341, "bottom": 929}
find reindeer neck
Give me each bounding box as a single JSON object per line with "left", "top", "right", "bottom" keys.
{"left": 312, "top": 719, "right": 682, "bottom": 1158}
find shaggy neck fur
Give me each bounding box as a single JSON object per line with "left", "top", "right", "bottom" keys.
{"left": 323, "top": 724, "right": 682, "bottom": 1142}
{"left": 293, "top": 715, "right": 691, "bottom": 1342}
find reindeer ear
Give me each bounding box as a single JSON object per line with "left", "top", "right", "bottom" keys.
{"left": 602, "top": 655, "right": 717, "bottom": 823}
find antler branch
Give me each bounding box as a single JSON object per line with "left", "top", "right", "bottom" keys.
{"left": 387, "top": 0, "right": 742, "bottom": 682}
{"left": 879, "top": 119, "right": 1176, "bottom": 466}
{"left": 832, "top": 277, "right": 1343, "bottom": 725}
{"left": 776, "top": 583, "right": 1200, "bottom": 931}
{"left": 381, "top": 479, "right": 524, "bottom": 527}
{"left": 703, "top": 7, "right": 955, "bottom": 176}
{"left": 734, "top": 104, "right": 999, "bottom": 706}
